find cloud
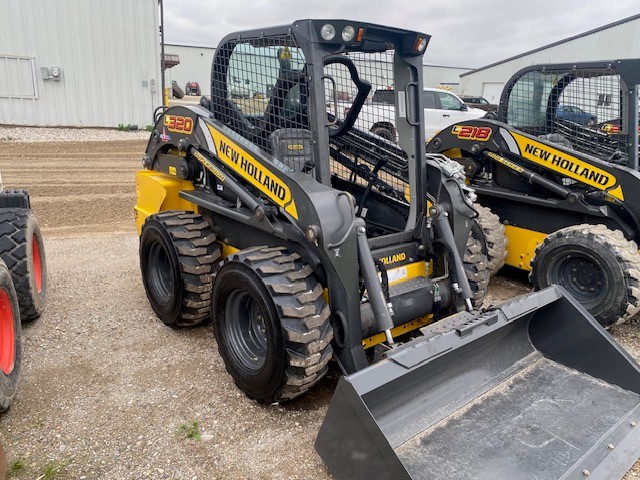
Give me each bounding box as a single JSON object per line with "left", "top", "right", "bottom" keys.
{"left": 162, "top": 0, "right": 638, "bottom": 67}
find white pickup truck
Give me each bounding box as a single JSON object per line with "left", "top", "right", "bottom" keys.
{"left": 352, "top": 87, "right": 487, "bottom": 142}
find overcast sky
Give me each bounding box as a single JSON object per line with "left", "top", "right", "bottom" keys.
{"left": 162, "top": 1, "right": 638, "bottom": 68}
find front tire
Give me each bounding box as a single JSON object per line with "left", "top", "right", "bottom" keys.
{"left": 140, "top": 211, "right": 220, "bottom": 327}
{"left": 212, "top": 246, "right": 333, "bottom": 403}
{"left": 0, "top": 259, "right": 21, "bottom": 412}
{"left": 0, "top": 208, "right": 47, "bottom": 321}
{"left": 530, "top": 224, "right": 640, "bottom": 327}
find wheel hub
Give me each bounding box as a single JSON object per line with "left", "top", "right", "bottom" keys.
{"left": 224, "top": 290, "right": 268, "bottom": 374}
{"left": 147, "top": 243, "right": 173, "bottom": 304}
{"left": 560, "top": 255, "right": 605, "bottom": 303}
{"left": 0, "top": 288, "right": 15, "bottom": 375}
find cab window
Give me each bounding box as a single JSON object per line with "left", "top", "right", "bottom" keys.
{"left": 423, "top": 91, "right": 437, "bottom": 109}
{"left": 438, "top": 92, "right": 463, "bottom": 111}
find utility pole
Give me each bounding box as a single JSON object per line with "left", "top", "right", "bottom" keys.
{"left": 159, "top": 0, "right": 166, "bottom": 102}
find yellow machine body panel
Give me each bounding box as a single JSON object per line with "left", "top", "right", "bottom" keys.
{"left": 504, "top": 225, "right": 547, "bottom": 271}
{"left": 134, "top": 170, "right": 197, "bottom": 234}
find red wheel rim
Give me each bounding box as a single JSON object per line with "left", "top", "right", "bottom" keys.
{"left": 32, "top": 234, "right": 43, "bottom": 294}
{"left": 0, "top": 288, "right": 15, "bottom": 375}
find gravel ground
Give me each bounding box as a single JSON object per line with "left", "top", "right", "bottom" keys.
{"left": 0, "top": 126, "right": 151, "bottom": 143}
{"left": 1, "top": 138, "right": 640, "bottom": 479}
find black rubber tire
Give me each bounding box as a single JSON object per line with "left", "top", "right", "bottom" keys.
{"left": 140, "top": 211, "right": 220, "bottom": 327}
{"left": 371, "top": 126, "right": 394, "bottom": 142}
{"left": 172, "top": 83, "right": 185, "bottom": 99}
{"left": 464, "top": 222, "right": 490, "bottom": 307}
{"left": 0, "top": 190, "right": 30, "bottom": 209}
{"left": 530, "top": 224, "right": 640, "bottom": 327}
{"left": 0, "top": 208, "right": 47, "bottom": 322}
{"left": 483, "top": 111, "right": 497, "bottom": 120}
{"left": 0, "top": 258, "right": 22, "bottom": 413}
{"left": 212, "top": 246, "right": 333, "bottom": 403}
{"left": 474, "top": 204, "right": 507, "bottom": 277}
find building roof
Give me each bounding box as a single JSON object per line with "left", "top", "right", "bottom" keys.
{"left": 460, "top": 13, "right": 640, "bottom": 77}
{"left": 165, "top": 42, "right": 216, "bottom": 50}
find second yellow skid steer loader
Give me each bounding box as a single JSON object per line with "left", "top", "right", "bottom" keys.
{"left": 135, "top": 20, "right": 640, "bottom": 479}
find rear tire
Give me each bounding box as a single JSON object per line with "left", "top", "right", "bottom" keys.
{"left": 140, "top": 211, "right": 220, "bottom": 327}
{"left": 212, "top": 246, "right": 333, "bottom": 403}
{"left": 530, "top": 224, "right": 640, "bottom": 327}
{"left": 371, "top": 126, "right": 394, "bottom": 142}
{"left": 0, "top": 259, "right": 21, "bottom": 413}
{"left": 474, "top": 205, "right": 507, "bottom": 276}
{"left": 0, "top": 209, "right": 47, "bottom": 321}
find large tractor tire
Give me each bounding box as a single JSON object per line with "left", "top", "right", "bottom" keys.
{"left": 172, "top": 83, "right": 185, "bottom": 99}
{"left": 530, "top": 224, "right": 640, "bottom": 327}
{"left": 465, "top": 221, "right": 490, "bottom": 307}
{"left": 140, "top": 211, "right": 220, "bottom": 327}
{"left": 0, "top": 209, "right": 47, "bottom": 322}
{"left": 0, "top": 258, "right": 21, "bottom": 413}
{"left": 475, "top": 204, "right": 508, "bottom": 277}
{"left": 212, "top": 246, "right": 333, "bottom": 404}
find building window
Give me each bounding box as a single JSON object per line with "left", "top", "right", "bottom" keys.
{"left": 597, "top": 93, "right": 612, "bottom": 107}
{"left": 0, "top": 56, "right": 38, "bottom": 98}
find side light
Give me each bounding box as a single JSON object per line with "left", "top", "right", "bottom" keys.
{"left": 415, "top": 37, "right": 428, "bottom": 53}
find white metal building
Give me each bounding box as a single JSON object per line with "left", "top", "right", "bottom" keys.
{"left": 164, "top": 43, "right": 216, "bottom": 97}
{"left": 163, "top": 42, "right": 470, "bottom": 98}
{"left": 460, "top": 14, "right": 640, "bottom": 103}
{"left": 423, "top": 65, "right": 470, "bottom": 93}
{"left": 0, "top": 0, "right": 161, "bottom": 128}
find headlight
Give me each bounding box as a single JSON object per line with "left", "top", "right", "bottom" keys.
{"left": 342, "top": 25, "right": 355, "bottom": 42}
{"left": 320, "top": 24, "right": 336, "bottom": 41}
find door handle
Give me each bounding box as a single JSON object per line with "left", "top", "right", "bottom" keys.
{"left": 442, "top": 114, "right": 450, "bottom": 117}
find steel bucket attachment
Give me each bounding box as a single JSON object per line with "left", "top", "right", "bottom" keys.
{"left": 316, "top": 286, "right": 640, "bottom": 480}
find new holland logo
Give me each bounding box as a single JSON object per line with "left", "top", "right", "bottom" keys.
{"left": 206, "top": 125, "right": 299, "bottom": 219}
{"left": 511, "top": 132, "right": 624, "bottom": 201}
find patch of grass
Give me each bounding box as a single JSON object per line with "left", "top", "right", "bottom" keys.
{"left": 7, "top": 458, "right": 26, "bottom": 477}
{"left": 117, "top": 123, "right": 130, "bottom": 132}
{"left": 178, "top": 419, "right": 202, "bottom": 441}
{"left": 36, "top": 459, "right": 69, "bottom": 480}
{"left": 35, "top": 419, "right": 45, "bottom": 428}
{"left": 0, "top": 135, "right": 15, "bottom": 141}
{"left": 145, "top": 124, "right": 154, "bottom": 132}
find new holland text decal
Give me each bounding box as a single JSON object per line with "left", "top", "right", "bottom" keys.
{"left": 206, "top": 125, "right": 299, "bottom": 219}
{"left": 452, "top": 125, "right": 492, "bottom": 141}
{"left": 511, "top": 132, "right": 624, "bottom": 200}
{"left": 379, "top": 252, "right": 407, "bottom": 266}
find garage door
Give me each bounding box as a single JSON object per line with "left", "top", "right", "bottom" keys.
{"left": 482, "top": 82, "right": 504, "bottom": 104}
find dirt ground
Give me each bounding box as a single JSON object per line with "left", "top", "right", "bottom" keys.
{"left": 0, "top": 138, "right": 639, "bottom": 479}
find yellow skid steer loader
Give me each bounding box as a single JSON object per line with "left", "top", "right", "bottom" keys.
{"left": 134, "top": 20, "right": 640, "bottom": 479}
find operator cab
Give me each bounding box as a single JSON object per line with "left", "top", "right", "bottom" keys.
{"left": 208, "top": 20, "right": 430, "bottom": 237}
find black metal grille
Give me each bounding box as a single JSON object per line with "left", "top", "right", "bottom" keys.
{"left": 504, "top": 68, "right": 640, "bottom": 164}
{"left": 325, "top": 52, "right": 409, "bottom": 204}
{"left": 214, "top": 38, "right": 410, "bottom": 206}
{"left": 214, "top": 35, "right": 314, "bottom": 174}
